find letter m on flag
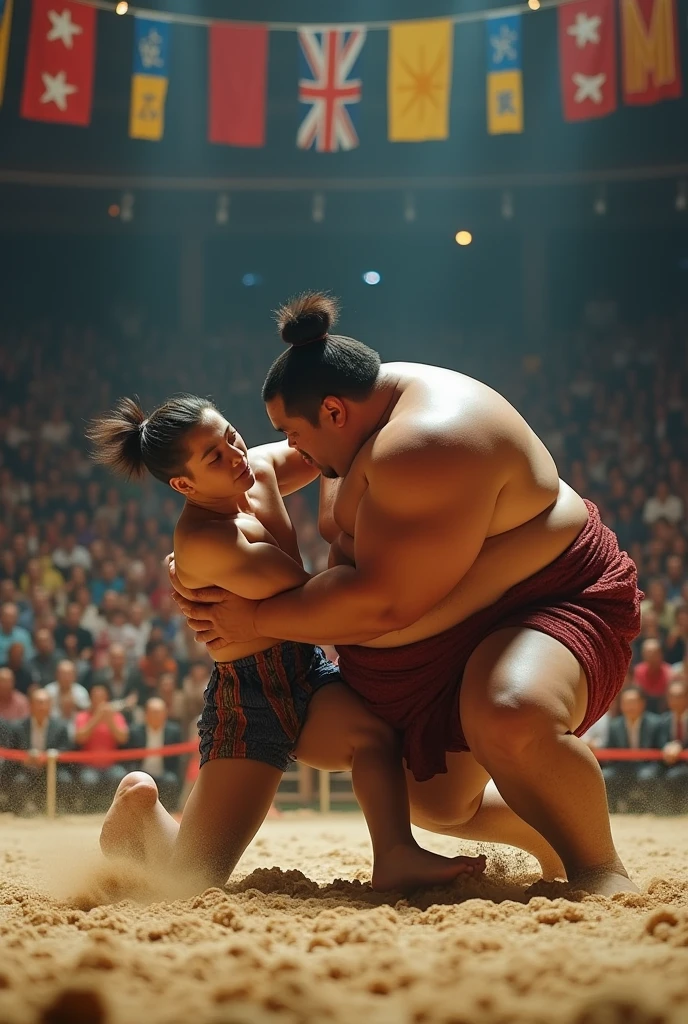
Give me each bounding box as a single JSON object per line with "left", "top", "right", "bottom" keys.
{"left": 297, "top": 28, "right": 365, "bottom": 152}
{"left": 621, "top": 0, "right": 682, "bottom": 104}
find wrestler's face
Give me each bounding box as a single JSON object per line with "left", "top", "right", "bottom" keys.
{"left": 170, "top": 410, "right": 254, "bottom": 500}
{"left": 266, "top": 396, "right": 357, "bottom": 480}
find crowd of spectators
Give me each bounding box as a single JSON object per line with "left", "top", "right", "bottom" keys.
{"left": 0, "top": 310, "right": 687, "bottom": 815}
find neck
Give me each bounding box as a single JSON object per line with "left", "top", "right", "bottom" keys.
{"left": 185, "top": 492, "right": 251, "bottom": 516}
{"left": 340, "top": 374, "right": 402, "bottom": 471}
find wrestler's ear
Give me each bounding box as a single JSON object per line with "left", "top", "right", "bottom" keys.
{"left": 320, "top": 396, "right": 347, "bottom": 429}
{"left": 169, "top": 475, "right": 195, "bottom": 497}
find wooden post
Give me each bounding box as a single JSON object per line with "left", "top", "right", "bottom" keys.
{"left": 45, "top": 750, "right": 58, "bottom": 819}
{"left": 319, "top": 770, "right": 330, "bottom": 814}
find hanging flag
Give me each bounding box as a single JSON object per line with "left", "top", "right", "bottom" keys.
{"left": 20, "top": 0, "right": 95, "bottom": 125}
{"left": 0, "top": 0, "right": 13, "bottom": 106}
{"left": 559, "top": 0, "right": 617, "bottom": 122}
{"left": 297, "top": 28, "right": 365, "bottom": 152}
{"left": 129, "top": 17, "right": 170, "bottom": 141}
{"left": 208, "top": 24, "right": 268, "bottom": 147}
{"left": 486, "top": 14, "right": 523, "bottom": 134}
{"left": 388, "top": 19, "right": 453, "bottom": 142}
{"left": 620, "top": 0, "right": 682, "bottom": 105}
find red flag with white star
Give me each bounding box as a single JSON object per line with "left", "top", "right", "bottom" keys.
{"left": 21, "top": 0, "right": 96, "bottom": 125}
{"left": 559, "top": 0, "right": 617, "bottom": 122}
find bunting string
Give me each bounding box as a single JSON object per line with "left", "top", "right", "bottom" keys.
{"left": 72, "top": 0, "right": 579, "bottom": 31}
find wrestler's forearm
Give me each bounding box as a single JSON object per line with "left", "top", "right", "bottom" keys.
{"left": 252, "top": 566, "right": 402, "bottom": 645}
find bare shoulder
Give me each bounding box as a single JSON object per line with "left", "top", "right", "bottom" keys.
{"left": 175, "top": 512, "right": 242, "bottom": 563}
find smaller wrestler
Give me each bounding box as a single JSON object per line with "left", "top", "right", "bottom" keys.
{"left": 87, "top": 395, "right": 485, "bottom": 895}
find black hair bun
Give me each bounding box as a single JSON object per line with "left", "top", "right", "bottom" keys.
{"left": 276, "top": 292, "right": 339, "bottom": 347}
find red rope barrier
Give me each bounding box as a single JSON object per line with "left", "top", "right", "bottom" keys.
{"left": 1, "top": 744, "right": 686, "bottom": 766}
{"left": 0, "top": 741, "right": 198, "bottom": 765}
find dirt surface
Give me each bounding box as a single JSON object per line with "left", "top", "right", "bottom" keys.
{"left": 0, "top": 812, "right": 687, "bottom": 1024}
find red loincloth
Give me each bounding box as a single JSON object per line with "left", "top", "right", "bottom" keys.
{"left": 336, "top": 501, "right": 641, "bottom": 782}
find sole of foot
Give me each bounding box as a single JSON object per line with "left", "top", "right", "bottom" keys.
{"left": 100, "top": 772, "right": 160, "bottom": 862}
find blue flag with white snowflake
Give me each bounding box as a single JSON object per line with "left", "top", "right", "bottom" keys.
{"left": 486, "top": 14, "right": 523, "bottom": 134}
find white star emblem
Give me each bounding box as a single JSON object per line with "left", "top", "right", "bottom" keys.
{"left": 46, "top": 9, "right": 83, "bottom": 49}
{"left": 572, "top": 72, "right": 606, "bottom": 104}
{"left": 567, "top": 12, "right": 602, "bottom": 48}
{"left": 490, "top": 24, "right": 518, "bottom": 64}
{"left": 138, "top": 28, "right": 165, "bottom": 71}
{"left": 40, "top": 70, "right": 78, "bottom": 111}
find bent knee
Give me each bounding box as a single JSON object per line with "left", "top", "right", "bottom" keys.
{"left": 465, "top": 699, "right": 563, "bottom": 767}
{"left": 410, "top": 794, "right": 482, "bottom": 835}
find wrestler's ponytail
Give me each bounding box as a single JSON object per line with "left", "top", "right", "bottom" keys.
{"left": 263, "top": 291, "right": 381, "bottom": 426}
{"left": 87, "top": 394, "right": 216, "bottom": 485}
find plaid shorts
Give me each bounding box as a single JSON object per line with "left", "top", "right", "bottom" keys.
{"left": 198, "top": 642, "right": 340, "bottom": 772}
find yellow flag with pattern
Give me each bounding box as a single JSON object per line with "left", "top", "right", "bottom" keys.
{"left": 0, "top": 0, "right": 14, "bottom": 107}
{"left": 388, "top": 19, "right": 453, "bottom": 142}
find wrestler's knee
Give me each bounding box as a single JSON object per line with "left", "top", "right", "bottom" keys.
{"left": 465, "top": 698, "right": 560, "bottom": 768}
{"left": 410, "top": 793, "right": 482, "bottom": 834}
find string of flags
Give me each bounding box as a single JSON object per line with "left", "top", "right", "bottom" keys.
{"left": 0, "top": 0, "right": 683, "bottom": 151}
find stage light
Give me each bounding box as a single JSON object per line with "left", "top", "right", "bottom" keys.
{"left": 675, "top": 180, "right": 687, "bottom": 212}
{"left": 216, "top": 194, "right": 230, "bottom": 225}
{"left": 115, "top": 2, "right": 128, "bottom": 14}
{"left": 242, "top": 273, "right": 262, "bottom": 287}
{"left": 363, "top": 271, "right": 381, "bottom": 285}
{"left": 528, "top": 0, "right": 541, "bottom": 10}
{"left": 501, "top": 189, "right": 514, "bottom": 220}
{"left": 120, "top": 191, "right": 134, "bottom": 222}
{"left": 593, "top": 184, "right": 607, "bottom": 216}
{"left": 108, "top": 204, "right": 120, "bottom": 218}
{"left": 403, "top": 192, "right": 417, "bottom": 223}
{"left": 455, "top": 230, "right": 473, "bottom": 246}
{"left": 312, "top": 192, "right": 326, "bottom": 223}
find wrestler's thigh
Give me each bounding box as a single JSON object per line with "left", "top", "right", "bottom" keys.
{"left": 295, "top": 682, "right": 394, "bottom": 772}
{"left": 406, "top": 751, "right": 490, "bottom": 832}
{"left": 460, "top": 626, "right": 589, "bottom": 752}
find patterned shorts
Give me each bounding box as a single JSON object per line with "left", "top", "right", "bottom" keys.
{"left": 198, "top": 642, "right": 340, "bottom": 772}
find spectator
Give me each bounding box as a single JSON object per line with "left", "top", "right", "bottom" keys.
{"left": 54, "top": 602, "right": 94, "bottom": 657}
{"left": 6, "top": 642, "right": 34, "bottom": 695}
{"left": 580, "top": 710, "right": 611, "bottom": 750}
{"left": 136, "top": 640, "right": 177, "bottom": 706}
{"left": 640, "top": 580, "right": 676, "bottom": 633}
{"left": 74, "top": 683, "right": 129, "bottom": 810}
{"left": 40, "top": 405, "right": 72, "bottom": 446}
{"left": 10, "top": 689, "right": 74, "bottom": 815}
{"left": 128, "top": 697, "right": 183, "bottom": 810}
{"left": 664, "top": 606, "right": 688, "bottom": 665}
{"left": 0, "top": 601, "right": 34, "bottom": 665}
{"left": 52, "top": 534, "right": 92, "bottom": 574}
{"left": 62, "top": 634, "right": 93, "bottom": 687}
{"left": 643, "top": 481, "right": 684, "bottom": 526}
{"left": 156, "top": 671, "right": 184, "bottom": 725}
{"left": 655, "top": 681, "right": 688, "bottom": 814}
{"left": 181, "top": 660, "right": 211, "bottom": 739}
{"left": 91, "top": 643, "right": 138, "bottom": 720}
{"left": 664, "top": 554, "right": 685, "bottom": 602}
{"left": 601, "top": 688, "right": 662, "bottom": 812}
{"left": 633, "top": 639, "right": 673, "bottom": 713}
{"left": 91, "top": 560, "right": 125, "bottom": 606}
{"left": 28, "top": 628, "right": 64, "bottom": 689}
{"left": 121, "top": 601, "right": 151, "bottom": 662}
{"left": 45, "top": 659, "right": 90, "bottom": 715}
{"left": 19, "top": 555, "right": 64, "bottom": 597}
{"left": 0, "top": 666, "right": 30, "bottom": 722}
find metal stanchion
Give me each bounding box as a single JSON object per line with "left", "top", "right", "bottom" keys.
{"left": 45, "top": 750, "right": 58, "bottom": 819}
{"left": 319, "top": 769, "right": 330, "bottom": 814}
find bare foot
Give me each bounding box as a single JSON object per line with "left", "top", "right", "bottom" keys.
{"left": 371, "top": 843, "right": 487, "bottom": 893}
{"left": 568, "top": 866, "right": 639, "bottom": 897}
{"left": 100, "top": 771, "right": 179, "bottom": 867}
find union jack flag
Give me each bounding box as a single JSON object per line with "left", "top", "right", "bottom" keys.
{"left": 297, "top": 28, "right": 366, "bottom": 152}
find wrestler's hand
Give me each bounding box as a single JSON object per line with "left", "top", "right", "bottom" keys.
{"left": 178, "top": 592, "right": 261, "bottom": 650}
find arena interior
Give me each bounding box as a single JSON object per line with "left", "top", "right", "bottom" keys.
{"left": 1, "top": 0, "right": 688, "bottom": 1021}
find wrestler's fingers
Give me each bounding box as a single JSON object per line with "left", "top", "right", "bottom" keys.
{"left": 187, "top": 617, "right": 214, "bottom": 631}
{"left": 206, "top": 638, "right": 227, "bottom": 652}
{"left": 184, "top": 586, "right": 227, "bottom": 603}
{"left": 194, "top": 629, "right": 218, "bottom": 643}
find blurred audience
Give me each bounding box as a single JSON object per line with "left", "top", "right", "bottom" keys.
{"left": 74, "top": 683, "right": 129, "bottom": 810}
{"left": 10, "top": 689, "right": 74, "bottom": 815}
{"left": 129, "top": 697, "right": 183, "bottom": 810}
{"left": 601, "top": 688, "right": 662, "bottom": 812}
{"left": 1, "top": 311, "right": 688, "bottom": 816}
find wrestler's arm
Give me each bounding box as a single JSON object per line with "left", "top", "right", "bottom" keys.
{"left": 249, "top": 440, "right": 320, "bottom": 496}
{"left": 180, "top": 525, "right": 312, "bottom": 601}
{"left": 250, "top": 439, "right": 502, "bottom": 641}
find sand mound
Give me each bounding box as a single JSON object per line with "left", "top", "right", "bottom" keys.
{"left": 0, "top": 813, "right": 687, "bottom": 1024}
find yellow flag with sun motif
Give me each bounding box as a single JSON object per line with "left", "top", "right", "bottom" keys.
{"left": 388, "top": 19, "right": 453, "bottom": 142}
